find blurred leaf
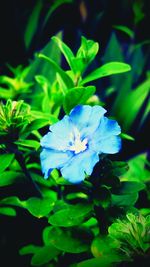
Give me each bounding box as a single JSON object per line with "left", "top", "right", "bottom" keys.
{"left": 14, "top": 140, "right": 40, "bottom": 150}
{"left": 48, "top": 227, "right": 90, "bottom": 253}
{"left": 111, "top": 161, "right": 129, "bottom": 176}
{"left": 91, "top": 236, "right": 120, "bottom": 258}
{"left": 1, "top": 196, "right": 55, "bottom": 218}
{"left": 52, "top": 36, "right": 76, "bottom": 73}
{"left": 42, "top": 0, "right": 73, "bottom": 29}
{"left": 31, "top": 173, "right": 54, "bottom": 188}
{"left": 121, "top": 153, "right": 150, "bottom": 183}
{"left": 80, "top": 62, "right": 131, "bottom": 85}
{"left": 38, "top": 54, "right": 74, "bottom": 89}
{"left": 118, "top": 181, "right": 145, "bottom": 194}
{"left": 0, "top": 171, "right": 23, "bottom": 187}
{"left": 63, "top": 86, "right": 96, "bottom": 113}
{"left": 111, "top": 193, "right": 138, "bottom": 207}
{"left": 48, "top": 204, "right": 92, "bottom": 227}
{"left": 19, "top": 244, "right": 41, "bottom": 255}
{"left": 103, "top": 33, "right": 124, "bottom": 62}
{"left": 27, "top": 32, "right": 62, "bottom": 84}
{"left": 31, "top": 245, "right": 60, "bottom": 266}
{"left": 120, "top": 133, "right": 135, "bottom": 141}
{"left": 0, "top": 153, "right": 14, "bottom": 173}
{"left": 133, "top": 0, "right": 145, "bottom": 24}
{"left": 23, "top": 197, "right": 55, "bottom": 218}
{"left": 76, "top": 248, "right": 123, "bottom": 267}
{"left": 43, "top": 226, "right": 52, "bottom": 245}
{"left": 113, "top": 25, "right": 134, "bottom": 38}
{"left": 0, "top": 207, "right": 16, "bottom": 216}
{"left": 25, "top": 119, "right": 50, "bottom": 133}
{"left": 24, "top": 0, "right": 43, "bottom": 49}
{"left": 31, "top": 111, "right": 58, "bottom": 123}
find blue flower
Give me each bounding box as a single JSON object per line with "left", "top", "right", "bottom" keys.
{"left": 40, "top": 105, "right": 121, "bottom": 183}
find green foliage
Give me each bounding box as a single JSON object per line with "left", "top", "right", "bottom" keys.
{"left": 47, "top": 227, "right": 91, "bottom": 253}
{"left": 0, "top": 65, "right": 33, "bottom": 99}
{"left": 48, "top": 203, "right": 92, "bottom": 227}
{"left": 0, "top": 99, "right": 30, "bottom": 142}
{"left": 0, "top": 34, "right": 149, "bottom": 267}
{"left": 1, "top": 196, "right": 55, "bottom": 218}
{"left": 80, "top": 62, "right": 131, "bottom": 85}
{"left": 0, "top": 153, "right": 14, "bottom": 173}
{"left": 108, "top": 213, "right": 150, "bottom": 258}
{"left": 63, "top": 86, "right": 96, "bottom": 113}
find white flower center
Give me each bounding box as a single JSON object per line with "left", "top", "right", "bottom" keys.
{"left": 69, "top": 128, "right": 88, "bottom": 154}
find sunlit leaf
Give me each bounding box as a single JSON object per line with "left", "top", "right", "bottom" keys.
{"left": 0, "top": 171, "right": 23, "bottom": 187}
{"left": 0, "top": 207, "right": 16, "bottom": 216}
{"left": 38, "top": 54, "right": 74, "bottom": 89}
{"left": 63, "top": 86, "right": 96, "bottom": 113}
{"left": 0, "top": 154, "right": 14, "bottom": 173}
{"left": 48, "top": 204, "right": 92, "bottom": 227}
{"left": 80, "top": 62, "right": 131, "bottom": 85}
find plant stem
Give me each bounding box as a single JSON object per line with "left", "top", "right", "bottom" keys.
{"left": 94, "top": 205, "right": 108, "bottom": 235}
{"left": 9, "top": 143, "right": 42, "bottom": 198}
{"left": 16, "top": 152, "right": 42, "bottom": 198}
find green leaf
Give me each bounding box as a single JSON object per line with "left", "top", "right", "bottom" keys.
{"left": 113, "top": 25, "right": 134, "bottom": 38}
{"left": 43, "top": 226, "right": 52, "bottom": 245}
{"left": 25, "top": 119, "right": 50, "bottom": 133}
{"left": 14, "top": 140, "right": 40, "bottom": 150}
{"left": 111, "top": 193, "right": 138, "bottom": 207}
{"left": 67, "top": 36, "right": 99, "bottom": 75}
{"left": 77, "top": 36, "right": 99, "bottom": 65}
{"left": 90, "top": 236, "right": 123, "bottom": 266}
{"left": 1, "top": 196, "right": 55, "bottom": 218}
{"left": 0, "top": 153, "right": 14, "bottom": 173}
{"left": 48, "top": 227, "right": 90, "bottom": 253}
{"left": 118, "top": 181, "right": 145, "bottom": 195}
{"left": 31, "top": 111, "right": 58, "bottom": 124}
{"left": 31, "top": 245, "right": 60, "bottom": 266}
{"left": 63, "top": 86, "right": 96, "bottom": 113}
{"left": 76, "top": 254, "right": 122, "bottom": 267}
{"left": 19, "top": 244, "right": 41, "bottom": 255}
{"left": 111, "top": 161, "right": 129, "bottom": 176}
{"left": 38, "top": 53, "right": 74, "bottom": 89}
{"left": 24, "top": 197, "right": 55, "bottom": 218}
{"left": 0, "top": 207, "right": 16, "bottom": 216}
{"left": 42, "top": 0, "right": 73, "bottom": 29}
{"left": 52, "top": 36, "right": 76, "bottom": 73}
{"left": 80, "top": 62, "right": 131, "bottom": 85}
{"left": 24, "top": 0, "right": 43, "bottom": 49}
{"left": 0, "top": 171, "right": 23, "bottom": 187}
{"left": 114, "top": 77, "right": 150, "bottom": 131}
{"left": 48, "top": 204, "right": 92, "bottom": 227}
{"left": 121, "top": 153, "right": 150, "bottom": 183}
{"left": 120, "top": 133, "right": 135, "bottom": 141}
{"left": 0, "top": 196, "right": 23, "bottom": 207}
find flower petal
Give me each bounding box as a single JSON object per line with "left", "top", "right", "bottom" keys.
{"left": 41, "top": 115, "right": 74, "bottom": 151}
{"left": 92, "top": 117, "right": 121, "bottom": 141}
{"left": 40, "top": 149, "right": 73, "bottom": 178}
{"left": 70, "top": 105, "right": 106, "bottom": 137}
{"left": 40, "top": 132, "right": 69, "bottom": 151}
{"left": 50, "top": 115, "right": 73, "bottom": 140}
{"left": 60, "top": 149, "right": 99, "bottom": 183}
{"left": 92, "top": 136, "right": 121, "bottom": 154}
